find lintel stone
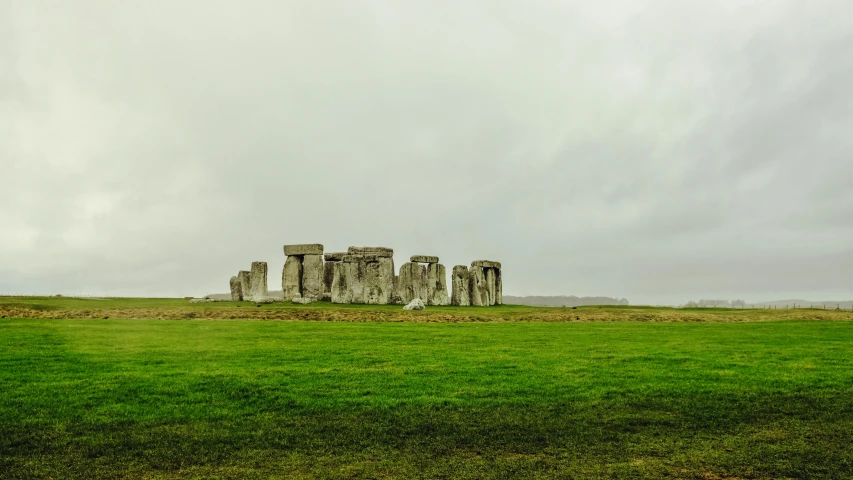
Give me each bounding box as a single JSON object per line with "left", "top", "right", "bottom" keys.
{"left": 283, "top": 244, "right": 324, "bottom": 256}
{"left": 324, "top": 252, "right": 347, "bottom": 262}
{"left": 411, "top": 255, "right": 439, "bottom": 264}
{"left": 471, "top": 260, "right": 501, "bottom": 269}
{"left": 347, "top": 246, "right": 393, "bottom": 257}
{"left": 342, "top": 254, "right": 383, "bottom": 263}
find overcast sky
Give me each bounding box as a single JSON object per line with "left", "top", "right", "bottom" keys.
{"left": 2, "top": 1, "right": 852, "bottom": 305}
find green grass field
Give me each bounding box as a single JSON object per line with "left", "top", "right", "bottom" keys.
{"left": 1, "top": 300, "right": 852, "bottom": 478}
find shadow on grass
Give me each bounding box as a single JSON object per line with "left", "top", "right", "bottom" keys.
{"left": 2, "top": 392, "right": 852, "bottom": 479}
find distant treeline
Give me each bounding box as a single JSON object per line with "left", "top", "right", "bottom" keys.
{"left": 504, "top": 295, "right": 629, "bottom": 307}
{"left": 684, "top": 299, "right": 746, "bottom": 308}
{"left": 683, "top": 299, "right": 853, "bottom": 309}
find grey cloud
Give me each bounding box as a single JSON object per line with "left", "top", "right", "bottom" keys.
{"left": 2, "top": 0, "right": 852, "bottom": 304}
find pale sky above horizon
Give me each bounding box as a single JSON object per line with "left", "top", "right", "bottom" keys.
{"left": 2, "top": 0, "right": 852, "bottom": 305}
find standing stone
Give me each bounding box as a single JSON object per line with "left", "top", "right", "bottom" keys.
{"left": 229, "top": 276, "right": 242, "bottom": 301}
{"left": 301, "top": 254, "right": 324, "bottom": 300}
{"left": 495, "top": 268, "right": 503, "bottom": 305}
{"left": 331, "top": 261, "right": 352, "bottom": 304}
{"left": 485, "top": 268, "right": 496, "bottom": 306}
{"left": 238, "top": 271, "right": 251, "bottom": 298}
{"left": 469, "top": 265, "right": 487, "bottom": 306}
{"left": 427, "top": 263, "right": 449, "bottom": 306}
{"left": 398, "top": 262, "right": 428, "bottom": 304}
{"left": 362, "top": 256, "right": 395, "bottom": 304}
{"left": 380, "top": 257, "right": 395, "bottom": 304}
{"left": 249, "top": 262, "right": 268, "bottom": 301}
{"left": 451, "top": 265, "right": 470, "bottom": 306}
{"left": 282, "top": 256, "right": 303, "bottom": 301}
{"left": 342, "top": 255, "right": 365, "bottom": 303}
{"left": 323, "top": 261, "right": 336, "bottom": 299}
{"left": 362, "top": 259, "right": 382, "bottom": 304}
{"left": 391, "top": 274, "right": 402, "bottom": 304}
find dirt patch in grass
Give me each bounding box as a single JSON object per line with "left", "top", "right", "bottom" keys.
{"left": 2, "top": 302, "right": 852, "bottom": 323}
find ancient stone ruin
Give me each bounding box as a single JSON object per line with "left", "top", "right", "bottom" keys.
{"left": 229, "top": 244, "right": 502, "bottom": 307}
{"left": 459, "top": 260, "right": 503, "bottom": 306}
{"left": 282, "top": 244, "right": 324, "bottom": 302}
{"left": 227, "top": 262, "right": 273, "bottom": 302}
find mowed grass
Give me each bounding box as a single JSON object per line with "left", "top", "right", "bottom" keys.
{"left": 1, "top": 316, "right": 853, "bottom": 478}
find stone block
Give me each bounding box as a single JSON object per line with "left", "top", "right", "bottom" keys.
{"left": 248, "top": 261, "right": 268, "bottom": 301}
{"left": 324, "top": 252, "right": 347, "bottom": 262}
{"left": 468, "top": 265, "right": 487, "bottom": 306}
{"left": 238, "top": 271, "right": 251, "bottom": 298}
{"left": 398, "top": 262, "right": 428, "bottom": 304}
{"left": 281, "top": 255, "right": 302, "bottom": 301}
{"left": 342, "top": 254, "right": 383, "bottom": 263}
{"left": 301, "top": 254, "right": 324, "bottom": 300}
{"left": 230, "top": 276, "right": 242, "bottom": 301}
{"left": 410, "top": 255, "right": 439, "bottom": 264}
{"left": 391, "top": 274, "right": 402, "bottom": 304}
{"left": 471, "top": 260, "right": 501, "bottom": 269}
{"left": 427, "top": 263, "right": 449, "bottom": 306}
{"left": 347, "top": 246, "right": 393, "bottom": 257}
{"left": 364, "top": 256, "right": 395, "bottom": 304}
{"left": 485, "top": 267, "right": 496, "bottom": 306}
{"left": 331, "top": 262, "right": 352, "bottom": 304}
{"left": 403, "top": 298, "right": 425, "bottom": 310}
{"left": 254, "top": 296, "right": 282, "bottom": 304}
{"left": 451, "top": 265, "right": 470, "bottom": 306}
{"left": 283, "top": 244, "right": 324, "bottom": 256}
{"left": 323, "top": 261, "right": 335, "bottom": 298}
{"left": 495, "top": 268, "right": 503, "bottom": 305}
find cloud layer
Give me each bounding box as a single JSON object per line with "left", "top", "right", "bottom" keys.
{"left": 2, "top": 0, "right": 852, "bottom": 304}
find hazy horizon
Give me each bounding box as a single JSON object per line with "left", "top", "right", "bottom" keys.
{"left": 3, "top": 1, "right": 852, "bottom": 305}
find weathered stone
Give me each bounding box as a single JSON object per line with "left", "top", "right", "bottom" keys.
{"left": 230, "top": 276, "right": 242, "bottom": 301}
{"left": 292, "top": 297, "right": 314, "bottom": 304}
{"left": 324, "top": 252, "right": 347, "bottom": 262}
{"left": 427, "top": 263, "right": 449, "bottom": 306}
{"left": 301, "top": 254, "right": 324, "bottom": 300}
{"left": 398, "top": 262, "right": 428, "bottom": 304}
{"left": 362, "top": 260, "right": 382, "bottom": 304}
{"left": 342, "top": 254, "right": 383, "bottom": 263}
{"left": 282, "top": 256, "right": 303, "bottom": 301}
{"left": 485, "top": 268, "right": 496, "bottom": 306}
{"left": 323, "top": 261, "right": 335, "bottom": 298}
{"left": 364, "top": 256, "right": 395, "bottom": 304}
{"left": 331, "top": 261, "right": 352, "bottom": 304}
{"left": 349, "top": 260, "right": 365, "bottom": 304}
{"left": 411, "top": 255, "right": 439, "bottom": 264}
{"left": 495, "top": 268, "right": 503, "bottom": 305}
{"left": 254, "top": 296, "right": 282, "bottom": 304}
{"left": 347, "top": 246, "right": 393, "bottom": 257}
{"left": 238, "top": 271, "right": 251, "bottom": 298}
{"left": 283, "top": 244, "right": 324, "bottom": 256}
{"left": 403, "top": 298, "right": 425, "bottom": 310}
{"left": 471, "top": 260, "right": 501, "bottom": 269}
{"left": 451, "top": 265, "right": 470, "bottom": 306}
{"left": 468, "top": 266, "right": 488, "bottom": 306}
{"left": 248, "top": 262, "right": 268, "bottom": 301}
{"left": 391, "top": 274, "right": 402, "bottom": 304}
